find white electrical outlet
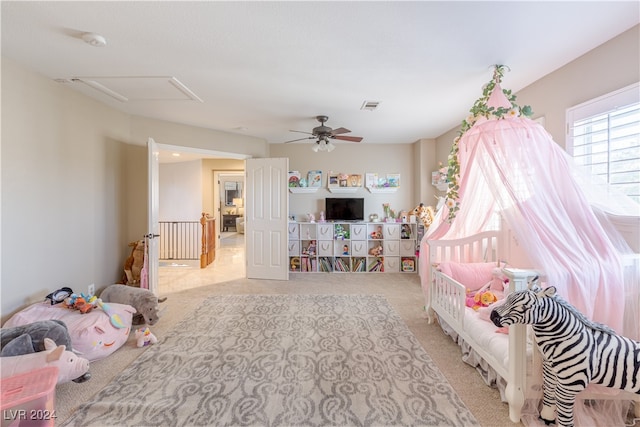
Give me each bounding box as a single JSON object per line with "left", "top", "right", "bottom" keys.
{"left": 88, "top": 283, "right": 95, "bottom": 296}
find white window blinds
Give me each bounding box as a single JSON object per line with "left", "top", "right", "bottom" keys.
{"left": 566, "top": 83, "right": 640, "bottom": 203}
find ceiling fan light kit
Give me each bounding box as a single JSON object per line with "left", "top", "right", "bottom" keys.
{"left": 312, "top": 137, "right": 336, "bottom": 152}
{"left": 285, "top": 115, "right": 363, "bottom": 151}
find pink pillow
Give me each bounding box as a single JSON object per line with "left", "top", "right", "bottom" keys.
{"left": 438, "top": 262, "right": 496, "bottom": 291}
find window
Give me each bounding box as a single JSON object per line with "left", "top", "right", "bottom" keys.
{"left": 566, "top": 83, "right": 640, "bottom": 203}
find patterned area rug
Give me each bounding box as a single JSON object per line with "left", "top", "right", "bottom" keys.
{"left": 63, "top": 295, "right": 479, "bottom": 426}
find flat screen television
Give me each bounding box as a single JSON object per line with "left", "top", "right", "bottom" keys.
{"left": 325, "top": 197, "right": 365, "bottom": 221}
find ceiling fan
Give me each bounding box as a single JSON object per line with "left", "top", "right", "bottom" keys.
{"left": 284, "top": 116, "right": 363, "bottom": 151}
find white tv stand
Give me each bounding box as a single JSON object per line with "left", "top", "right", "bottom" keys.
{"left": 288, "top": 221, "right": 418, "bottom": 273}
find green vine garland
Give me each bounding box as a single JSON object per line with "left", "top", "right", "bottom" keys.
{"left": 444, "top": 65, "right": 533, "bottom": 222}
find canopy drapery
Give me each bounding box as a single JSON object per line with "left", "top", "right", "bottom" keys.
{"left": 426, "top": 115, "right": 639, "bottom": 338}
{"left": 420, "top": 67, "right": 639, "bottom": 426}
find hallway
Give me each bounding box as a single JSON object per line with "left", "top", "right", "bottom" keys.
{"left": 159, "top": 232, "right": 245, "bottom": 295}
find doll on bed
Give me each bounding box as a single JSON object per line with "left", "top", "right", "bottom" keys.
{"left": 465, "top": 266, "right": 509, "bottom": 310}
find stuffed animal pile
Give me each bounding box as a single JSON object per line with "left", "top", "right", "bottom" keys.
{"left": 0, "top": 321, "right": 91, "bottom": 384}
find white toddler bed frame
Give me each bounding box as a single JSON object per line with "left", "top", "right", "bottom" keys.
{"left": 424, "top": 230, "right": 640, "bottom": 423}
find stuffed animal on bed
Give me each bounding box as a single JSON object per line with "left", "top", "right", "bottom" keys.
{"left": 486, "top": 266, "right": 508, "bottom": 299}
{"left": 465, "top": 266, "right": 507, "bottom": 310}
{"left": 100, "top": 284, "right": 167, "bottom": 325}
{"left": 466, "top": 289, "right": 499, "bottom": 310}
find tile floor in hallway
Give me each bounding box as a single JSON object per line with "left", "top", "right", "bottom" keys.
{"left": 159, "top": 231, "right": 245, "bottom": 295}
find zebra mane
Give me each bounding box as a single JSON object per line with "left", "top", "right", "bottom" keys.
{"left": 549, "top": 294, "right": 615, "bottom": 334}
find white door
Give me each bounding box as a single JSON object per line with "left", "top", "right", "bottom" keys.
{"left": 147, "top": 137, "right": 160, "bottom": 295}
{"left": 245, "top": 158, "right": 288, "bottom": 280}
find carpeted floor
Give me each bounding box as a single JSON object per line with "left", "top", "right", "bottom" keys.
{"left": 53, "top": 274, "right": 517, "bottom": 426}
{"left": 62, "top": 294, "right": 479, "bottom": 426}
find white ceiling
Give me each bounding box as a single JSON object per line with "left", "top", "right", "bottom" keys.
{"left": 2, "top": 1, "right": 638, "bottom": 148}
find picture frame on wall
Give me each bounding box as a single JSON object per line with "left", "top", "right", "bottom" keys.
{"left": 387, "top": 173, "right": 400, "bottom": 188}
{"left": 348, "top": 174, "right": 362, "bottom": 187}
{"left": 328, "top": 173, "right": 339, "bottom": 188}
{"left": 307, "top": 170, "right": 322, "bottom": 187}
{"left": 365, "top": 173, "right": 378, "bottom": 189}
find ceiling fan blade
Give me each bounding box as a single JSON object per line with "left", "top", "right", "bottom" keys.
{"left": 289, "top": 130, "right": 314, "bottom": 135}
{"left": 284, "top": 136, "right": 314, "bottom": 144}
{"left": 330, "top": 127, "right": 351, "bottom": 135}
{"left": 333, "top": 135, "right": 363, "bottom": 143}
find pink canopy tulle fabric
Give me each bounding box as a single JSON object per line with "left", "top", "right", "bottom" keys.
{"left": 421, "top": 116, "right": 639, "bottom": 340}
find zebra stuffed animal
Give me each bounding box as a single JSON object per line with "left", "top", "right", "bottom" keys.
{"left": 490, "top": 281, "right": 640, "bottom": 427}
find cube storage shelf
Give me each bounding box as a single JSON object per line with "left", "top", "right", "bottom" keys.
{"left": 288, "top": 221, "right": 418, "bottom": 273}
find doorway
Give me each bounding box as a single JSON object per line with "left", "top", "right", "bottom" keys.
{"left": 154, "top": 146, "right": 248, "bottom": 295}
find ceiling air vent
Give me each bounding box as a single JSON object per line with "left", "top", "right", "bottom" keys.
{"left": 360, "top": 100, "right": 380, "bottom": 111}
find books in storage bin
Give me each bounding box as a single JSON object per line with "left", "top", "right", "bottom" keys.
{"left": 351, "top": 257, "right": 366, "bottom": 272}
{"left": 401, "top": 257, "right": 415, "bottom": 272}
{"left": 307, "top": 170, "right": 322, "bottom": 188}
{"left": 319, "top": 257, "right": 333, "bottom": 272}
{"left": 334, "top": 257, "right": 349, "bottom": 272}
{"left": 368, "top": 257, "right": 384, "bottom": 272}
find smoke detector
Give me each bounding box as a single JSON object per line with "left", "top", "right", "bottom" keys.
{"left": 81, "top": 32, "right": 107, "bottom": 47}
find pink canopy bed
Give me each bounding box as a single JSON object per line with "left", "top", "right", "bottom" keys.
{"left": 420, "top": 66, "right": 640, "bottom": 426}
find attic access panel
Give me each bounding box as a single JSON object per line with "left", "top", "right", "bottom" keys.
{"left": 70, "top": 76, "right": 202, "bottom": 102}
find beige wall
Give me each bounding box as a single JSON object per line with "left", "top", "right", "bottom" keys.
{"left": 1, "top": 57, "right": 131, "bottom": 319}
{"left": 434, "top": 25, "right": 639, "bottom": 166}
{"left": 0, "top": 59, "right": 265, "bottom": 321}
{"left": 269, "top": 143, "right": 418, "bottom": 220}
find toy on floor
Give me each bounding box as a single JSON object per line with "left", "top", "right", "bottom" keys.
{"left": 135, "top": 327, "right": 158, "bottom": 347}
{"left": 94, "top": 299, "right": 128, "bottom": 329}
{"left": 1, "top": 320, "right": 74, "bottom": 357}
{"left": 45, "top": 286, "right": 74, "bottom": 305}
{"left": 100, "top": 284, "right": 167, "bottom": 325}
{"left": 65, "top": 293, "right": 98, "bottom": 314}
{"left": 0, "top": 338, "right": 90, "bottom": 384}
{"left": 122, "top": 239, "right": 145, "bottom": 285}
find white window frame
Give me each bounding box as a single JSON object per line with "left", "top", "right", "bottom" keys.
{"left": 566, "top": 82, "right": 640, "bottom": 202}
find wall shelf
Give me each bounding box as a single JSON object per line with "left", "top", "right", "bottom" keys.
{"left": 289, "top": 187, "right": 320, "bottom": 193}
{"left": 366, "top": 187, "right": 398, "bottom": 194}
{"left": 327, "top": 187, "right": 360, "bottom": 193}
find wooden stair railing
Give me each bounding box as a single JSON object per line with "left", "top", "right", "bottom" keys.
{"left": 200, "top": 212, "right": 216, "bottom": 268}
